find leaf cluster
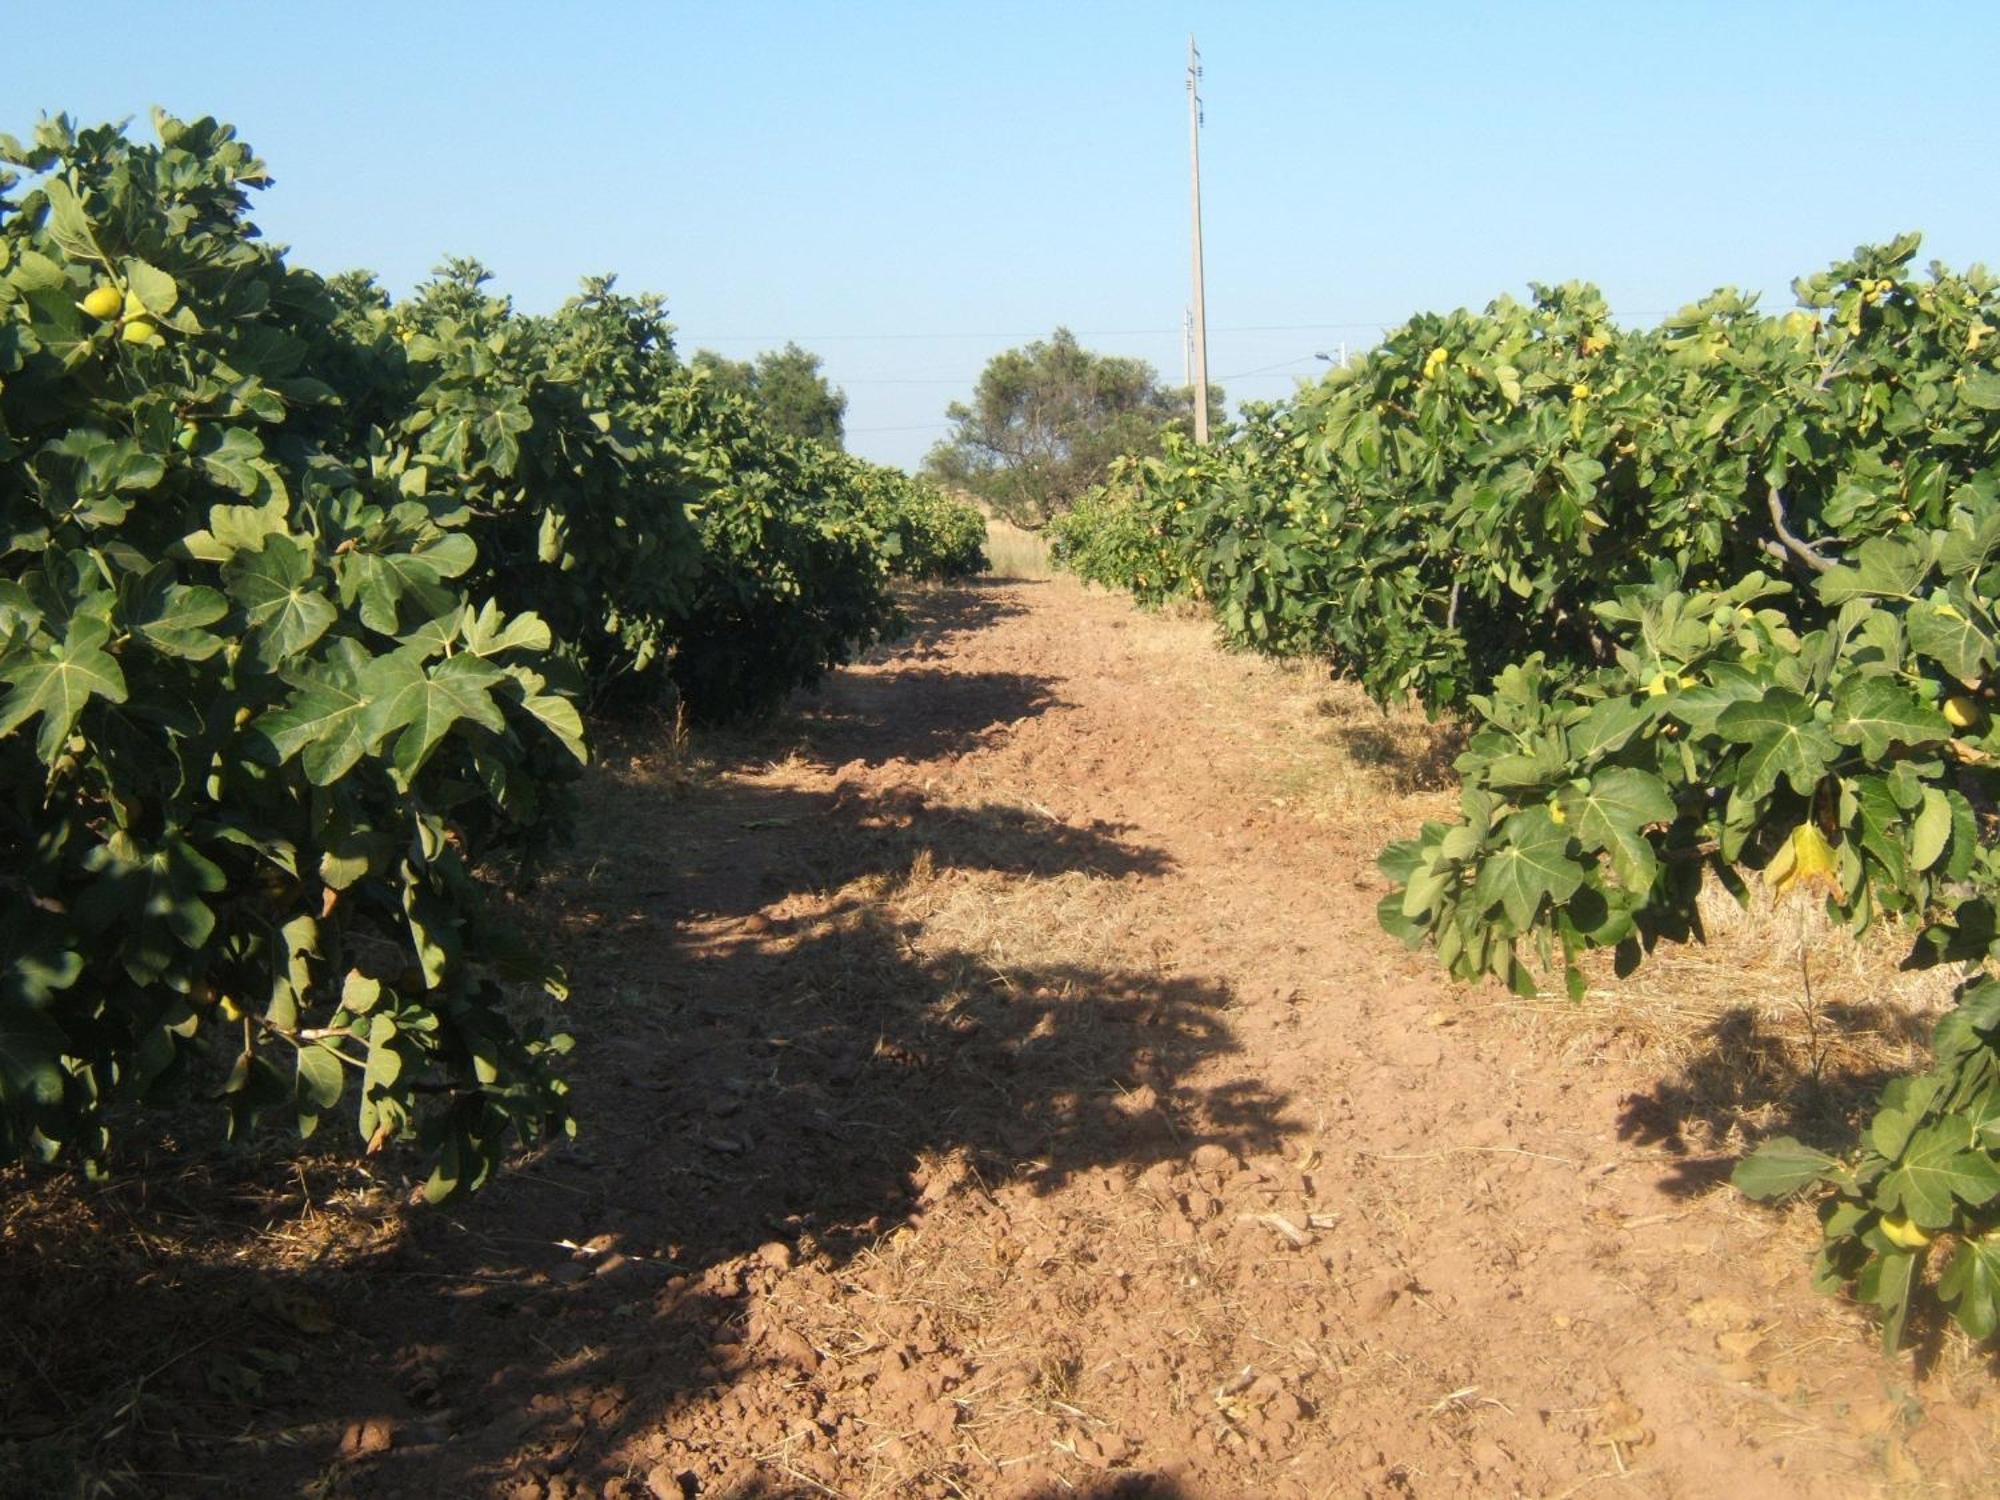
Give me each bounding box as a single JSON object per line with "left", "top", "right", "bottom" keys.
{"left": 0, "top": 111, "right": 986, "bottom": 1195}
{"left": 1058, "top": 240, "right": 2000, "bottom": 713}
{"left": 1052, "top": 235, "right": 2000, "bottom": 1350}
{"left": 0, "top": 112, "right": 583, "bottom": 1196}
{"left": 1380, "top": 516, "right": 1998, "bottom": 1001}
{"left": 1736, "top": 978, "right": 2000, "bottom": 1353}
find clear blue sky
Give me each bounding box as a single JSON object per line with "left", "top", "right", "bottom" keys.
{"left": 22, "top": 1, "right": 2000, "bottom": 469}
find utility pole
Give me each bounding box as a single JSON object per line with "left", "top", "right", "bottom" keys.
{"left": 1187, "top": 35, "right": 1210, "bottom": 445}
{"left": 1182, "top": 307, "right": 1193, "bottom": 388}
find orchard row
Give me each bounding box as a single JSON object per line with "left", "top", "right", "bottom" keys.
{"left": 0, "top": 113, "right": 984, "bottom": 1198}
{"left": 1053, "top": 236, "right": 2000, "bottom": 1351}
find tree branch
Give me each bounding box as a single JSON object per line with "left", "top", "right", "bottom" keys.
{"left": 1765, "top": 483, "right": 1836, "bottom": 575}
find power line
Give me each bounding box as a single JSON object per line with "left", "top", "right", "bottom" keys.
{"left": 1216, "top": 353, "right": 1326, "bottom": 381}
{"left": 685, "top": 308, "right": 1689, "bottom": 347}
{"left": 681, "top": 319, "right": 1396, "bottom": 345}
{"left": 838, "top": 359, "right": 1329, "bottom": 391}
{"left": 834, "top": 376, "right": 980, "bottom": 386}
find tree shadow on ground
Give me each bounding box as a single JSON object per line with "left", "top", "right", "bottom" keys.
{"left": 768, "top": 582, "right": 1063, "bottom": 770}
{"left": 1325, "top": 717, "right": 1467, "bottom": 796}
{"left": 669, "top": 606, "right": 1068, "bottom": 778}
{"left": 714, "top": 1477, "right": 1194, "bottom": 1499}
{"left": 2, "top": 714, "right": 1287, "bottom": 1497}
{"left": 1613, "top": 1000, "right": 1935, "bottom": 1196}
{"left": 583, "top": 779, "right": 1169, "bottom": 928}
{"left": 874, "top": 580, "right": 1033, "bottom": 660}
{"left": 1613, "top": 997, "right": 1996, "bottom": 1382}
{"left": 785, "top": 668, "right": 1069, "bottom": 770}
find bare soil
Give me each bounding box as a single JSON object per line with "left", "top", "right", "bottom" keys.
{"left": 7, "top": 575, "right": 1999, "bottom": 1499}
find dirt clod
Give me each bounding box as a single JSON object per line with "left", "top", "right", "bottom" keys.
{"left": 339, "top": 1416, "right": 396, "bottom": 1459}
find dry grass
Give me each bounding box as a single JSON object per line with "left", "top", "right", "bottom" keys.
{"left": 0, "top": 1152, "right": 401, "bottom": 1497}
{"left": 1270, "top": 669, "right": 1466, "bottom": 826}
{"left": 1186, "top": 631, "right": 1973, "bottom": 1163}
{"left": 900, "top": 861, "right": 1153, "bottom": 981}
{"left": 981, "top": 517, "right": 1055, "bottom": 581}
{"left": 1501, "top": 879, "right": 1972, "bottom": 1155}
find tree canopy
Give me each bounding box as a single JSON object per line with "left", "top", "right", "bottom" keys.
{"left": 923, "top": 328, "right": 1222, "bottom": 527}
{"left": 691, "top": 341, "right": 848, "bottom": 446}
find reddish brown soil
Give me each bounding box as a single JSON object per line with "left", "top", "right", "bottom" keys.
{"left": 8, "top": 576, "right": 1998, "bottom": 1498}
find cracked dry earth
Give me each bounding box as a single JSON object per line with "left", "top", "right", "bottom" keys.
{"left": 256, "top": 578, "right": 1995, "bottom": 1495}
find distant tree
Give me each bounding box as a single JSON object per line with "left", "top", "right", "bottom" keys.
{"left": 691, "top": 341, "right": 847, "bottom": 446}
{"left": 752, "top": 342, "right": 848, "bottom": 446}
{"left": 923, "top": 328, "right": 1223, "bottom": 527}
{"left": 690, "top": 348, "right": 757, "bottom": 403}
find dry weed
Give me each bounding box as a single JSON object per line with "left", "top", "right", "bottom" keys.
{"left": 981, "top": 518, "right": 1055, "bottom": 581}
{"left": 1185, "top": 628, "right": 1972, "bottom": 1162}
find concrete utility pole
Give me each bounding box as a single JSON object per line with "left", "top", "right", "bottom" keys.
{"left": 1187, "top": 34, "right": 1210, "bottom": 445}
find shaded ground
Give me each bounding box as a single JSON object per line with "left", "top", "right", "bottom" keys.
{"left": 6, "top": 576, "right": 1997, "bottom": 1498}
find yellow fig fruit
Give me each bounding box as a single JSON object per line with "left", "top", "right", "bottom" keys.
{"left": 121, "top": 318, "right": 160, "bottom": 344}
{"left": 218, "top": 996, "right": 245, "bottom": 1023}
{"left": 1944, "top": 695, "right": 1984, "bottom": 729}
{"left": 81, "top": 285, "right": 123, "bottom": 320}
{"left": 1880, "top": 1215, "right": 1931, "bottom": 1250}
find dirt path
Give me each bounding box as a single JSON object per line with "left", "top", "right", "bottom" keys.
{"left": 20, "top": 577, "right": 1993, "bottom": 1498}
